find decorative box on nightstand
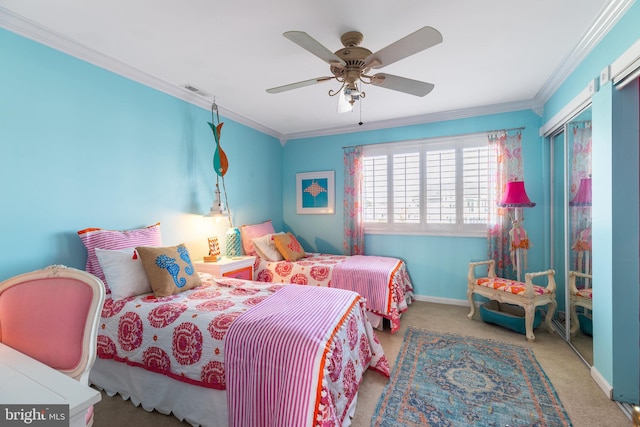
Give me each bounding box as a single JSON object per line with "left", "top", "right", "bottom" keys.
{"left": 195, "top": 256, "right": 255, "bottom": 280}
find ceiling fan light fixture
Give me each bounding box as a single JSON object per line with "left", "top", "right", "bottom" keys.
{"left": 345, "top": 87, "right": 363, "bottom": 102}
{"left": 337, "top": 84, "right": 365, "bottom": 113}
{"left": 337, "top": 88, "right": 353, "bottom": 113}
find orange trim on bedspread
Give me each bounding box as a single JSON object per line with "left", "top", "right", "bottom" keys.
{"left": 387, "top": 260, "right": 402, "bottom": 313}
{"left": 312, "top": 296, "right": 360, "bottom": 425}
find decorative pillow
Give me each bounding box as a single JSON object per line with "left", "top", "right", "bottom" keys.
{"left": 241, "top": 220, "right": 276, "bottom": 256}
{"left": 95, "top": 248, "right": 152, "bottom": 300}
{"left": 136, "top": 244, "right": 202, "bottom": 297}
{"left": 252, "top": 232, "right": 285, "bottom": 262}
{"left": 78, "top": 223, "right": 162, "bottom": 294}
{"left": 273, "top": 232, "right": 306, "bottom": 262}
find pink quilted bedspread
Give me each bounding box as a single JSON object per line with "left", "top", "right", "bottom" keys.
{"left": 96, "top": 273, "right": 389, "bottom": 425}
{"left": 254, "top": 253, "right": 414, "bottom": 332}
{"left": 225, "top": 285, "right": 389, "bottom": 427}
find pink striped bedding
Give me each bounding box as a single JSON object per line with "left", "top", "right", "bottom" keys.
{"left": 225, "top": 285, "right": 388, "bottom": 427}
{"left": 94, "top": 272, "right": 389, "bottom": 425}
{"left": 254, "top": 253, "right": 414, "bottom": 332}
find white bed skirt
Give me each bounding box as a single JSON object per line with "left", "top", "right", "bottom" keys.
{"left": 90, "top": 358, "right": 358, "bottom": 427}
{"left": 90, "top": 358, "right": 227, "bottom": 427}
{"left": 366, "top": 311, "right": 383, "bottom": 330}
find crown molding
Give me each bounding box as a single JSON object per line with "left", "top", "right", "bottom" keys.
{"left": 2, "top": 2, "right": 629, "bottom": 145}
{"left": 0, "top": 7, "right": 283, "bottom": 142}
{"left": 282, "top": 99, "right": 535, "bottom": 142}
{"left": 533, "top": 0, "right": 634, "bottom": 108}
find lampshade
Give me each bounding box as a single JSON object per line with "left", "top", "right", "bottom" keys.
{"left": 498, "top": 181, "right": 536, "bottom": 208}
{"left": 569, "top": 177, "right": 592, "bottom": 206}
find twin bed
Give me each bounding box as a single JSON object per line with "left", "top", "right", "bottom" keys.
{"left": 243, "top": 220, "right": 414, "bottom": 332}
{"left": 91, "top": 274, "right": 389, "bottom": 427}
{"left": 253, "top": 253, "right": 413, "bottom": 333}
{"left": 79, "top": 222, "right": 412, "bottom": 427}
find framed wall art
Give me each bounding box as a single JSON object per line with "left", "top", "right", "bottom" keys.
{"left": 296, "top": 171, "right": 335, "bottom": 214}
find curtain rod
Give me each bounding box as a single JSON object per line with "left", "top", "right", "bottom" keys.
{"left": 342, "top": 126, "right": 525, "bottom": 149}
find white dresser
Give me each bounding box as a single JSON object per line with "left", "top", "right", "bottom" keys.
{"left": 0, "top": 343, "right": 101, "bottom": 427}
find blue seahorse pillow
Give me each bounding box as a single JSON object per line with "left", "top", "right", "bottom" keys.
{"left": 136, "top": 243, "right": 202, "bottom": 297}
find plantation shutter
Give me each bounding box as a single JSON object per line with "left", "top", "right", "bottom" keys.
{"left": 462, "top": 146, "right": 490, "bottom": 224}
{"left": 393, "top": 152, "right": 420, "bottom": 223}
{"left": 425, "top": 149, "right": 456, "bottom": 224}
{"left": 363, "top": 155, "right": 388, "bottom": 222}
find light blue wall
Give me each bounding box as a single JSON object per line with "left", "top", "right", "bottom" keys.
{"left": 592, "top": 84, "right": 616, "bottom": 388}
{"left": 283, "top": 110, "right": 547, "bottom": 301}
{"left": 0, "top": 28, "right": 283, "bottom": 282}
{"left": 593, "top": 78, "right": 639, "bottom": 403}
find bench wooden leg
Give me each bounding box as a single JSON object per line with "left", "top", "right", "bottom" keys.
{"left": 466, "top": 289, "right": 476, "bottom": 320}
{"left": 524, "top": 303, "right": 536, "bottom": 341}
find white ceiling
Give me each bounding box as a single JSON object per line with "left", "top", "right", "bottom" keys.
{"left": 0, "top": 0, "right": 625, "bottom": 140}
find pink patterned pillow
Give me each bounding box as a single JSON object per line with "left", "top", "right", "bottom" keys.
{"left": 273, "top": 232, "right": 306, "bottom": 261}
{"left": 241, "top": 220, "right": 275, "bottom": 256}
{"left": 77, "top": 223, "right": 162, "bottom": 294}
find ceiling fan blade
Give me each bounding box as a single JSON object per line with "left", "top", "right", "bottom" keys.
{"left": 266, "top": 76, "right": 334, "bottom": 94}
{"left": 370, "top": 73, "right": 435, "bottom": 97}
{"left": 364, "top": 26, "right": 443, "bottom": 69}
{"left": 283, "top": 31, "right": 347, "bottom": 67}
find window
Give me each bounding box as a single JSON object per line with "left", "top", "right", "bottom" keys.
{"left": 363, "top": 134, "right": 491, "bottom": 236}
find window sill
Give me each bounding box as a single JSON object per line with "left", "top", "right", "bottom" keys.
{"left": 364, "top": 228, "right": 486, "bottom": 238}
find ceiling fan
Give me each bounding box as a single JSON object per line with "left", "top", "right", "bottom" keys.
{"left": 266, "top": 26, "right": 443, "bottom": 111}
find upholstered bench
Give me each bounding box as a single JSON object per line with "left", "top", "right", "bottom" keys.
{"left": 467, "top": 259, "right": 557, "bottom": 341}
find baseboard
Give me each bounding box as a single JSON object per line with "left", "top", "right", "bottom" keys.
{"left": 412, "top": 294, "right": 469, "bottom": 307}
{"left": 591, "top": 365, "right": 614, "bottom": 400}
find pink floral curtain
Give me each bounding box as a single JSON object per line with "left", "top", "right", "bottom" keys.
{"left": 568, "top": 121, "right": 592, "bottom": 277}
{"left": 343, "top": 146, "right": 364, "bottom": 255}
{"left": 487, "top": 131, "right": 524, "bottom": 279}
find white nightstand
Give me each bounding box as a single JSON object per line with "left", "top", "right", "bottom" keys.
{"left": 195, "top": 256, "right": 255, "bottom": 280}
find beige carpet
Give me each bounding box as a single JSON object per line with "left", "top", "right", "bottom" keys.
{"left": 92, "top": 301, "right": 630, "bottom": 427}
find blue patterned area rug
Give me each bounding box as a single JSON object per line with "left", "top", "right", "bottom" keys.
{"left": 372, "top": 328, "right": 572, "bottom": 426}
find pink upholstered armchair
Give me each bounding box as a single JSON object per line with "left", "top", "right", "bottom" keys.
{"left": 0, "top": 265, "right": 106, "bottom": 426}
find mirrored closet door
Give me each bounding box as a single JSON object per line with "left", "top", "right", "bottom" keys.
{"left": 550, "top": 106, "right": 593, "bottom": 366}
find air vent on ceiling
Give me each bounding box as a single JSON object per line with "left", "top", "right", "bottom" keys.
{"left": 182, "top": 84, "right": 208, "bottom": 97}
